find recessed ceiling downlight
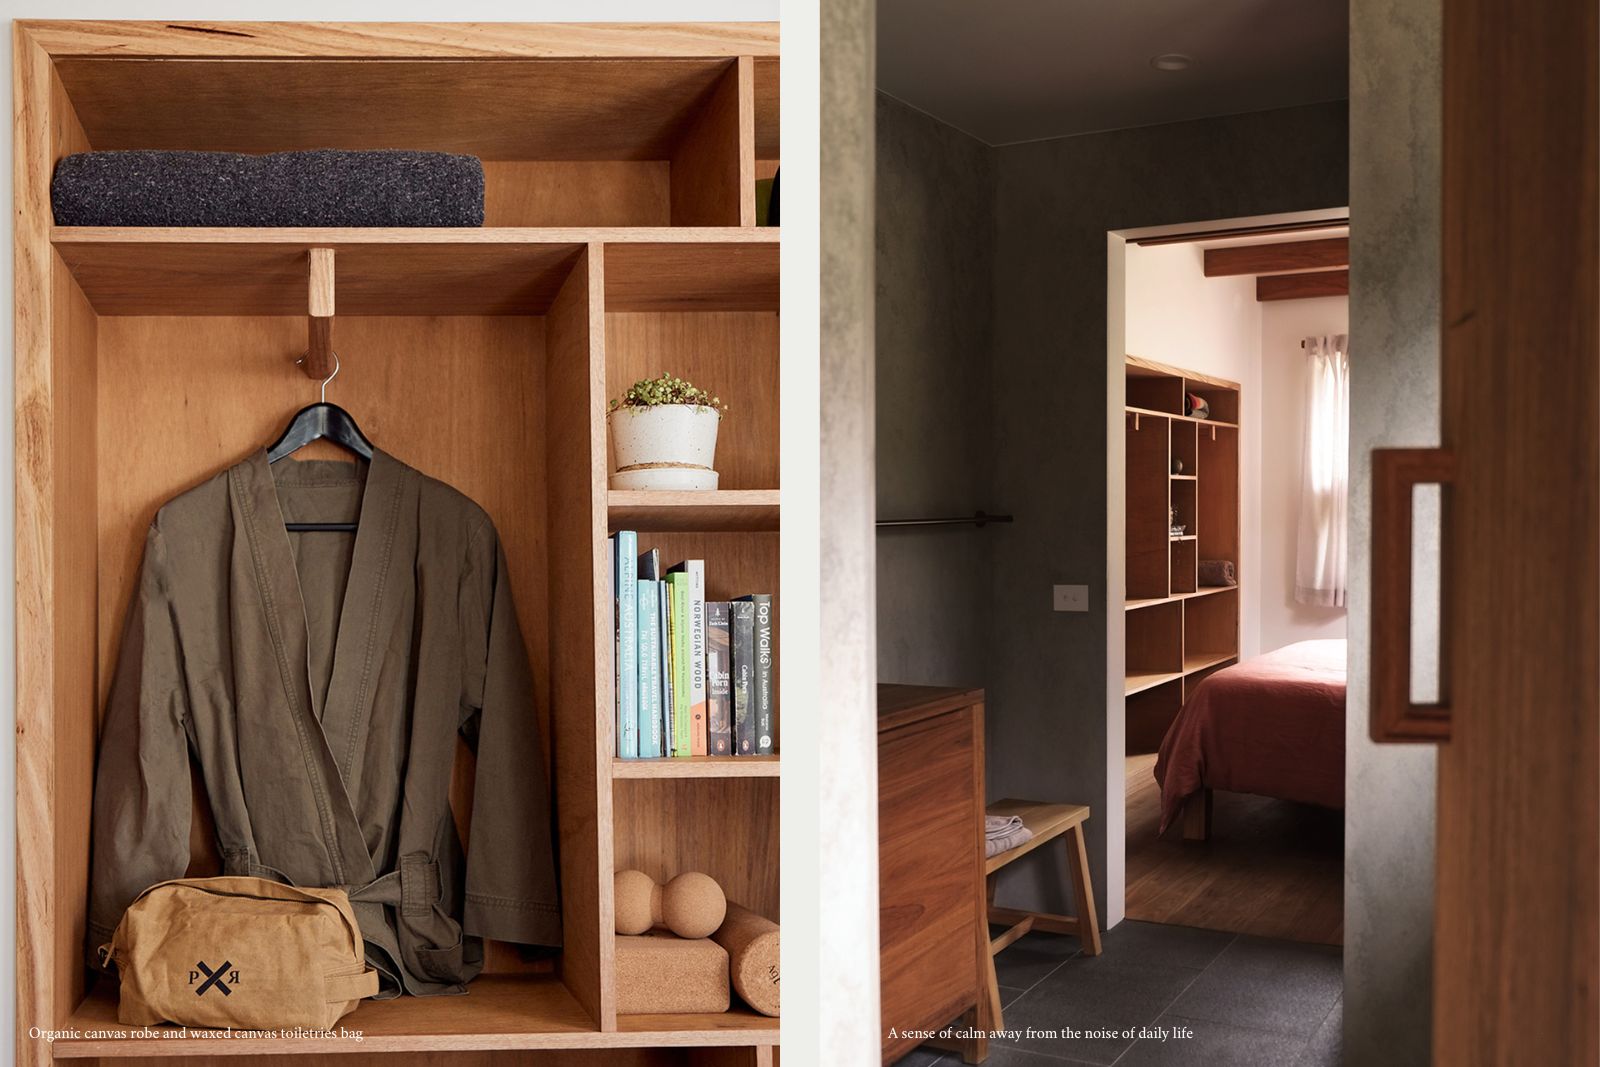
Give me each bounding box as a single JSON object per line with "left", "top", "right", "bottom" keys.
{"left": 1151, "top": 53, "right": 1196, "bottom": 72}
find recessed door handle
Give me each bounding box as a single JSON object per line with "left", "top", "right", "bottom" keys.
{"left": 1370, "top": 447, "right": 1456, "bottom": 742}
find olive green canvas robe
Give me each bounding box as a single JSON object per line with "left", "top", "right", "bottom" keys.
{"left": 89, "top": 449, "right": 561, "bottom": 997}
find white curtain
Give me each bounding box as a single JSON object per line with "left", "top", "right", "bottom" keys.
{"left": 1295, "top": 334, "right": 1350, "bottom": 606}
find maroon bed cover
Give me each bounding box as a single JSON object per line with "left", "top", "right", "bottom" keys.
{"left": 1154, "top": 639, "right": 1346, "bottom": 833}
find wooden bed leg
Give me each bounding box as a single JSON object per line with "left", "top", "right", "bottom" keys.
{"left": 1181, "top": 789, "right": 1213, "bottom": 841}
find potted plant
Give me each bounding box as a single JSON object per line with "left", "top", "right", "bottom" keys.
{"left": 608, "top": 373, "right": 726, "bottom": 490}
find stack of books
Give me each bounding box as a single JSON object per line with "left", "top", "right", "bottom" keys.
{"left": 610, "top": 530, "right": 776, "bottom": 759}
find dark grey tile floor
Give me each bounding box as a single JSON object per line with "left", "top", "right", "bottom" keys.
{"left": 892, "top": 921, "right": 1342, "bottom": 1067}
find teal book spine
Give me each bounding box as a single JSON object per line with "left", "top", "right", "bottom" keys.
{"left": 636, "top": 579, "right": 662, "bottom": 758}
{"left": 615, "top": 531, "right": 639, "bottom": 759}
{"left": 668, "top": 572, "right": 693, "bottom": 757}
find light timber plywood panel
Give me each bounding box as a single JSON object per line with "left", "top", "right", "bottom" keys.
{"left": 484, "top": 161, "right": 670, "bottom": 228}
{"left": 612, "top": 777, "right": 779, "bottom": 922}
{"left": 605, "top": 313, "right": 779, "bottom": 491}
{"left": 543, "top": 246, "right": 613, "bottom": 1027}
{"left": 669, "top": 58, "right": 753, "bottom": 227}
{"left": 23, "top": 20, "right": 778, "bottom": 59}
{"left": 53, "top": 58, "right": 733, "bottom": 161}
{"left": 603, "top": 243, "right": 779, "bottom": 312}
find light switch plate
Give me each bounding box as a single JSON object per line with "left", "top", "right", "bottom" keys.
{"left": 1053, "top": 584, "right": 1089, "bottom": 612}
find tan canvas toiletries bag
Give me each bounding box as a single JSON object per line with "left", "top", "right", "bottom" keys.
{"left": 101, "top": 876, "right": 379, "bottom": 1030}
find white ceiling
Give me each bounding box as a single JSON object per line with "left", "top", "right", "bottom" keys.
{"left": 877, "top": 0, "right": 1348, "bottom": 146}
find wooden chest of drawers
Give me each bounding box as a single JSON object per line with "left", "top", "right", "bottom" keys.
{"left": 878, "top": 685, "right": 991, "bottom": 1064}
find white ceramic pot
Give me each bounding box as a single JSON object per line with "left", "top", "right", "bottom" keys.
{"left": 609, "top": 404, "right": 722, "bottom": 489}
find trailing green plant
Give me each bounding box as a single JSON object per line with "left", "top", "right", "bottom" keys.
{"left": 609, "top": 373, "right": 727, "bottom": 414}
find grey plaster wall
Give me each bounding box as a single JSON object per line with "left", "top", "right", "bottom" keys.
{"left": 986, "top": 103, "right": 1350, "bottom": 923}
{"left": 875, "top": 93, "right": 995, "bottom": 687}
{"left": 1346, "top": 0, "right": 1440, "bottom": 1062}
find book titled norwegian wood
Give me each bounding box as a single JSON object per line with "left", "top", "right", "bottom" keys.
{"left": 735, "top": 594, "right": 775, "bottom": 754}
{"left": 614, "top": 531, "right": 639, "bottom": 759}
{"left": 667, "top": 572, "right": 693, "bottom": 757}
{"left": 730, "top": 600, "right": 756, "bottom": 755}
{"left": 635, "top": 579, "right": 663, "bottom": 758}
{"left": 706, "top": 601, "right": 733, "bottom": 755}
{"left": 668, "top": 560, "right": 708, "bottom": 756}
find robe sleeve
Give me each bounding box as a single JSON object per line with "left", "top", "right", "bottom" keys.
{"left": 459, "top": 521, "right": 562, "bottom": 948}
{"left": 88, "top": 522, "right": 194, "bottom": 968}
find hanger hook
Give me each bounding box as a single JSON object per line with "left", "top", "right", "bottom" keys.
{"left": 320, "top": 351, "right": 340, "bottom": 405}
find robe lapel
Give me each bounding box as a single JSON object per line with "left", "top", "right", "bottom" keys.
{"left": 230, "top": 449, "right": 382, "bottom": 890}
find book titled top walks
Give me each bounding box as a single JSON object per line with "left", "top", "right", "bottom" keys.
{"left": 613, "top": 532, "right": 776, "bottom": 760}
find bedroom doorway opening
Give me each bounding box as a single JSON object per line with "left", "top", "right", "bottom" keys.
{"left": 1109, "top": 210, "right": 1350, "bottom": 946}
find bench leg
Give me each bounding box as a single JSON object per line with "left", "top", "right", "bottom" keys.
{"left": 1065, "top": 823, "right": 1102, "bottom": 956}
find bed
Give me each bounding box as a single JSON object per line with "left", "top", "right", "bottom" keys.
{"left": 1153, "top": 638, "right": 1346, "bottom": 837}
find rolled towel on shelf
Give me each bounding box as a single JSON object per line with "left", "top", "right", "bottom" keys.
{"left": 51, "top": 149, "right": 485, "bottom": 228}
{"left": 985, "top": 814, "right": 1024, "bottom": 840}
{"left": 1198, "top": 559, "right": 1237, "bottom": 587}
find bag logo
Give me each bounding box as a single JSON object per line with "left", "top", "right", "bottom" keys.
{"left": 190, "top": 960, "right": 239, "bottom": 997}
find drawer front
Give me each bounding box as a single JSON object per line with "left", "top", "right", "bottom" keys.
{"left": 878, "top": 709, "right": 982, "bottom": 1060}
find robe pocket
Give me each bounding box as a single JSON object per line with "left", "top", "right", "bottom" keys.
{"left": 413, "top": 917, "right": 466, "bottom": 982}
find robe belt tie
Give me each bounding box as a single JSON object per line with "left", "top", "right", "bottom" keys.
{"left": 337, "top": 855, "right": 442, "bottom": 918}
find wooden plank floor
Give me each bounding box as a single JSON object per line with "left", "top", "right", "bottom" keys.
{"left": 1124, "top": 753, "right": 1343, "bottom": 946}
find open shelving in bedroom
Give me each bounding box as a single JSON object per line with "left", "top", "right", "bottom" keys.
{"left": 1122, "top": 355, "right": 1240, "bottom": 751}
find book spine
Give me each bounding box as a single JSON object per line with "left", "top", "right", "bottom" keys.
{"left": 609, "top": 537, "right": 618, "bottom": 755}
{"left": 706, "top": 602, "right": 733, "bottom": 755}
{"left": 738, "top": 595, "right": 776, "bottom": 754}
{"left": 668, "top": 573, "right": 693, "bottom": 757}
{"left": 658, "top": 581, "right": 673, "bottom": 755}
{"left": 636, "top": 579, "right": 662, "bottom": 758}
{"left": 681, "top": 562, "right": 708, "bottom": 756}
{"left": 615, "top": 532, "right": 639, "bottom": 759}
{"left": 730, "top": 601, "right": 756, "bottom": 755}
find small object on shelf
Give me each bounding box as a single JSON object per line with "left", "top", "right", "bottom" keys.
{"left": 1172, "top": 456, "right": 1184, "bottom": 474}
{"left": 711, "top": 901, "right": 780, "bottom": 1017}
{"left": 608, "top": 373, "right": 725, "bottom": 490}
{"left": 1171, "top": 525, "right": 1187, "bottom": 536}
{"left": 614, "top": 869, "right": 728, "bottom": 938}
{"left": 51, "top": 149, "right": 485, "bottom": 228}
{"left": 1199, "top": 559, "right": 1238, "bottom": 587}
{"left": 1185, "top": 392, "right": 1212, "bottom": 419}
{"left": 615, "top": 932, "right": 730, "bottom": 1015}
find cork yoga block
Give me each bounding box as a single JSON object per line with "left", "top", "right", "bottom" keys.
{"left": 614, "top": 933, "right": 730, "bottom": 1015}
{"left": 712, "top": 901, "right": 780, "bottom": 1017}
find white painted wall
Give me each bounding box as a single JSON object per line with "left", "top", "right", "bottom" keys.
{"left": 1260, "top": 296, "right": 1348, "bottom": 651}
{"left": 1123, "top": 241, "right": 1263, "bottom": 658}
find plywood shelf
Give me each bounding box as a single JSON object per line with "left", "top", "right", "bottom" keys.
{"left": 608, "top": 490, "right": 779, "bottom": 532}
{"left": 1124, "top": 404, "right": 1238, "bottom": 429}
{"left": 1125, "top": 586, "right": 1236, "bottom": 611}
{"left": 612, "top": 756, "right": 780, "bottom": 778}
{"left": 1170, "top": 534, "right": 1197, "bottom": 541}
{"left": 1171, "top": 474, "right": 1197, "bottom": 480}
{"left": 52, "top": 228, "right": 779, "bottom": 317}
{"left": 1126, "top": 670, "right": 1183, "bottom": 696}
{"left": 1183, "top": 652, "right": 1239, "bottom": 675}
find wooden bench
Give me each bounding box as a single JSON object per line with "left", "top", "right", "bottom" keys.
{"left": 983, "top": 800, "right": 1103, "bottom": 1030}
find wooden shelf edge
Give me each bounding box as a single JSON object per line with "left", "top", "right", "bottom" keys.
{"left": 1124, "top": 405, "right": 1238, "bottom": 429}
{"left": 612, "top": 756, "right": 780, "bottom": 778}
{"left": 51, "top": 226, "right": 781, "bottom": 247}
{"left": 1125, "top": 670, "right": 1182, "bottom": 696}
{"left": 1183, "top": 652, "right": 1238, "bottom": 675}
{"left": 607, "top": 489, "right": 779, "bottom": 533}
{"left": 1125, "top": 586, "right": 1237, "bottom": 611}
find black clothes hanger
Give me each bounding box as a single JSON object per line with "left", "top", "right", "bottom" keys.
{"left": 268, "top": 352, "right": 373, "bottom": 532}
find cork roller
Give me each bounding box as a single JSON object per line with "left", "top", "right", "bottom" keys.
{"left": 711, "top": 901, "right": 780, "bottom": 1017}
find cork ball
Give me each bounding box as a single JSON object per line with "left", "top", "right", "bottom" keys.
{"left": 661, "top": 872, "right": 727, "bottom": 939}
{"left": 614, "top": 869, "right": 658, "bottom": 936}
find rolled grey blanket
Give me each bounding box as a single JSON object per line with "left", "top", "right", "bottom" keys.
{"left": 52, "top": 149, "right": 484, "bottom": 228}
{"left": 1199, "top": 559, "right": 1238, "bottom": 587}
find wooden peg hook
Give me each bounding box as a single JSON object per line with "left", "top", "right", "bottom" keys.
{"left": 304, "top": 248, "right": 335, "bottom": 380}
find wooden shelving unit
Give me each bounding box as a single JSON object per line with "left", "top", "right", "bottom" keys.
{"left": 1123, "top": 356, "right": 1241, "bottom": 753}
{"left": 14, "top": 20, "right": 779, "bottom": 1067}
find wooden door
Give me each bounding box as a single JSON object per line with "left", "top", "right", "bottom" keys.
{"left": 1370, "top": 0, "right": 1599, "bottom": 1062}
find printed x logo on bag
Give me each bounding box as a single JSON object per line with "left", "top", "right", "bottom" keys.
{"left": 189, "top": 960, "right": 239, "bottom": 997}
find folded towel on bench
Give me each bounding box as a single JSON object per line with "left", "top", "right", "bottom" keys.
{"left": 52, "top": 149, "right": 485, "bottom": 228}
{"left": 985, "top": 816, "right": 1034, "bottom": 858}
